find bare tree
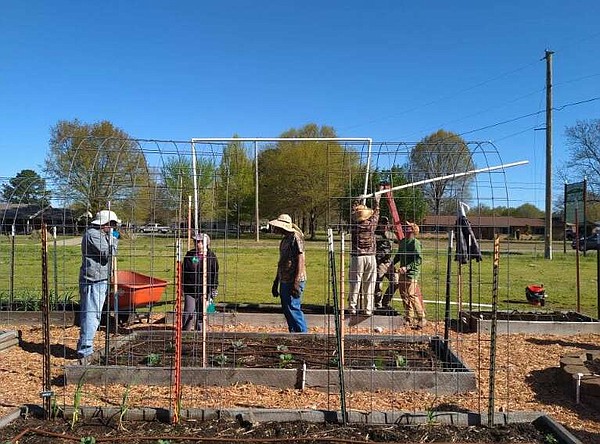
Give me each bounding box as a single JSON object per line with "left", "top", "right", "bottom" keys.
{"left": 408, "top": 130, "right": 475, "bottom": 214}
{"left": 45, "top": 119, "right": 150, "bottom": 220}
{"left": 564, "top": 119, "right": 600, "bottom": 194}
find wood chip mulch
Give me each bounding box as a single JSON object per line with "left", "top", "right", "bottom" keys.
{"left": 1, "top": 319, "right": 600, "bottom": 441}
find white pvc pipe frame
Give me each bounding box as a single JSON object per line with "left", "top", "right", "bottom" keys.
{"left": 190, "top": 137, "right": 373, "bottom": 237}
{"left": 359, "top": 160, "right": 529, "bottom": 199}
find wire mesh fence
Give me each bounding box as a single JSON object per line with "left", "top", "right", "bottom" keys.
{"left": 0, "top": 137, "right": 540, "bottom": 425}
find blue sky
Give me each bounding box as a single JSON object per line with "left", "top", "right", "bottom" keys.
{"left": 1, "top": 1, "right": 599, "bottom": 210}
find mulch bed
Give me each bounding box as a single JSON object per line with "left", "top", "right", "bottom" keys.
{"left": 0, "top": 416, "right": 552, "bottom": 443}
{"left": 110, "top": 333, "right": 441, "bottom": 370}
{"left": 1, "top": 319, "right": 600, "bottom": 442}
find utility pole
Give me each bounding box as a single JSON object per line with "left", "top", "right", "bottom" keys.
{"left": 544, "top": 49, "right": 554, "bottom": 260}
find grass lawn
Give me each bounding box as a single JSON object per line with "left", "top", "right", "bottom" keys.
{"left": 0, "top": 232, "right": 598, "bottom": 319}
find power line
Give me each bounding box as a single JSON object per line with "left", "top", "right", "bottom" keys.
{"left": 458, "top": 96, "right": 600, "bottom": 138}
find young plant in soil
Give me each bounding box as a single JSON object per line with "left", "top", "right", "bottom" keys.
{"left": 231, "top": 339, "right": 245, "bottom": 350}
{"left": 118, "top": 385, "right": 131, "bottom": 431}
{"left": 144, "top": 353, "right": 161, "bottom": 366}
{"left": 212, "top": 353, "right": 229, "bottom": 367}
{"left": 71, "top": 373, "right": 86, "bottom": 430}
{"left": 394, "top": 353, "right": 407, "bottom": 368}
{"left": 277, "top": 344, "right": 294, "bottom": 368}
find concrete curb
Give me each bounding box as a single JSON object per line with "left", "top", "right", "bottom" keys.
{"left": 0, "top": 408, "right": 21, "bottom": 429}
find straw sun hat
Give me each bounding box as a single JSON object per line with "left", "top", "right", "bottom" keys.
{"left": 353, "top": 205, "right": 373, "bottom": 222}
{"left": 269, "top": 214, "right": 295, "bottom": 232}
{"left": 405, "top": 222, "right": 420, "bottom": 235}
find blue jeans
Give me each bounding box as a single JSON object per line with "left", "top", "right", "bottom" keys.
{"left": 279, "top": 281, "right": 307, "bottom": 333}
{"left": 77, "top": 279, "right": 108, "bottom": 358}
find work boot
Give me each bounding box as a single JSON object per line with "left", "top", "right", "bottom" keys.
{"left": 78, "top": 355, "right": 91, "bottom": 366}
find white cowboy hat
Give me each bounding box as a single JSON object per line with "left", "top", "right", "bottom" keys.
{"left": 269, "top": 214, "right": 295, "bottom": 232}
{"left": 91, "top": 210, "right": 121, "bottom": 226}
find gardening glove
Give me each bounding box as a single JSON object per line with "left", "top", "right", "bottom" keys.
{"left": 271, "top": 279, "right": 279, "bottom": 297}
{"left": 112, "top": 229, "right": 120, "bottom": 239}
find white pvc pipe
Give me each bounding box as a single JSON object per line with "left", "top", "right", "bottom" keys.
{"left": 191, "top": 137, "right": 372, "bottom": 143}
{"left": 359, "top": 160, "right": 529, "bottom": 199}
{"left": 363, "top": 139, "right": 372, "bottom": 200}
{"left": 301, "top": 361, "right": 307, "bottom": 390}
{"left": 401, "top": 298, "right": 494, "bottom": 308}
{"left": 191, "top": 142, "right": 199, "bottom": 235}
{"left": 575, "top": 372, "right": 583, "bottom": 404}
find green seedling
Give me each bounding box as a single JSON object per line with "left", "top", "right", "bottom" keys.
{"left": 279, "top": 353, "right": 294, "bottom": 367}
{"left": 145, "top": 353, "right": 161, "bottom": 366}
{"left": 374, "top": 356, "right": 385, "bottom": 370}
{"left": 158, "top": 440, "right": 172, "bottom": 444}
{"left": 80, "top": 437, "right": 96, "bottom": 444}
{"left": 231, "top": 339, "right": 246, "bottom": 350}
{"left": 71, "top": 372, "right": 86, "bottom": 430}
{"left": 544, "top": 433, "right": 559, "bottom": 444}
{"left": 50, "top": 394, "right": 63, "bottom": 419}
{"left": 425, "top": 399, "right": 439, "bottom": 424}
{"left": 276, "top": 344, "right": 289, "bottom": 352}
{"left": 394, "top": 353, "right": 407, "bottom": 368}
{"left": 213, "top": 353, "right": 229, "bottom": 367}
{"left": 118, "top": 385, "right": 131, "bottom": 430}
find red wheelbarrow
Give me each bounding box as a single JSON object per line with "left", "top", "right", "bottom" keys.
{"left": 525, "top": 284, "right": 546, "bottom": 306}
{"left": 110, "top": 270, "right": 168, "bottom": 324}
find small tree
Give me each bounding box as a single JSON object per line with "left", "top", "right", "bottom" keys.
{"left": 161, "top": 156, "right": 217, "bottom": 222}
{"left": 216, "top": 138, "right": 254, "bottom": 224}
{"left": 2, "top": 169, "right": 51, "bottom": 206}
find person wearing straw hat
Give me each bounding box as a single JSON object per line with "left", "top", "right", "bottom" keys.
{"left": 76, "top": 209, "right": 120, "bottom": 365}
{"left": 386, "top": 222, "right": 426, "bottom": 329}
{"left": 270, "top": 214, "right": 307, "bottom": 333}
{"left": 182, "top": 233, "right": 219, "bottom": 331}
{"left": 348, "top": 193, "right": 381, "bottom": 316}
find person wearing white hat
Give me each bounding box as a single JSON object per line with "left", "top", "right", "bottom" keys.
{"left": 76, "top": 209, "right": 121, "bottom": 364}
{"left": 269, "top": 214, "right": 307, "bottom": 333}
{"left": 182, "top": 233, "right": 219, "bottom": 331}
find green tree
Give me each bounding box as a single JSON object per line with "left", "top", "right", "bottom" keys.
{"left": 45, "top": 119, "right": 150, "bottom": 220}
{"left": 381, "top": 166, "right": 428, "bottom": 223}
{"left": 217, "top": 138, "right": 254, "bottom": 224}
{"left": 512, "top": 203, "right": 544, "bottom": 218}
{"left": 2, "top": 169, "right": 51, "bottom": 206}
{"left": 258, "top": 124, "right": 360, "bottom": 239}
{"left": 341, "top": 166, "right": 428, "bottom": 227}
{"left": 161, "top": 156, "right": 217, "bottom": 223}
{"left": 408, "top": 130, "right": 475, "bottom": 214}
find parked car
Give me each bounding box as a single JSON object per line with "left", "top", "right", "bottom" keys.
{"left": 138, "top": 223, "right": 170, "bottom": 234}
{"left": 571, "top": 234, "right": 600, "bottom": 251}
